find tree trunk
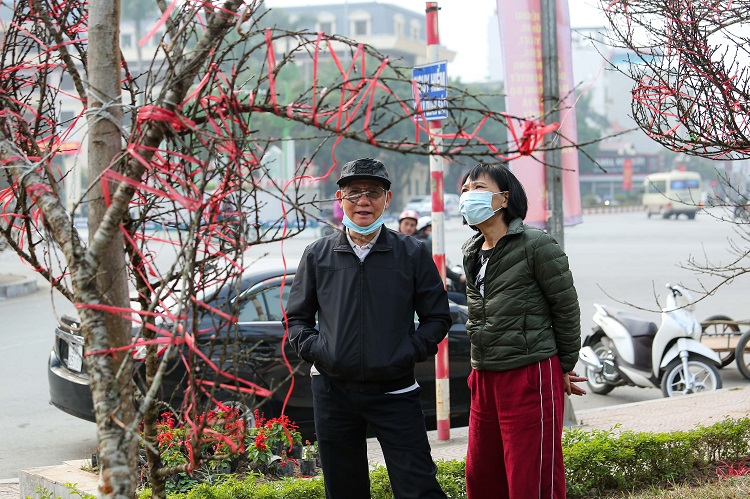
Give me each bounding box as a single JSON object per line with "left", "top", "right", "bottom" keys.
{"left": 86, "top": 1, "right": 138, "bottom": 497}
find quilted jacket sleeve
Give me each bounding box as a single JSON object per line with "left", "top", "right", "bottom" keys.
{"left": 532, "top": 233, "right": 581, "bottom": 373}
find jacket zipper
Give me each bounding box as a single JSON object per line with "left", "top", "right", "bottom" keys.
{"left": 358, "top": 246, "right": 388, "bottom": 381}
{"left": 359, "top": 260, "right": 365, "bottom": 381}
{"left": 336, "top": 238, "right": 390, "bottom": 383}
{"left": 480, "top": 242, "right": 502, "bottom": 365}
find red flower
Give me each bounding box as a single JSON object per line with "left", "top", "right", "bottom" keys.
{"left": 157, "top": 430, "right": 174, "bottom": 446}
{"left": 254, "top": 409, "right": 265, "bottom": 428}
{"left": 160, "top": 412, "right": 176, "bottom": 429}
{"left": 254, "top": 431, "right": 267, "bottom": 451}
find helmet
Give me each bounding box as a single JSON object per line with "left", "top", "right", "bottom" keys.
{"left": 398, "top": 209, "right": 419, "bottom": 223}
{"left": 416, "top": 216, "right": 432, "bottom": 232}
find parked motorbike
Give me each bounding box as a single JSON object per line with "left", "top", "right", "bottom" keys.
{"left": 579, "top": 284, "right": 723, "bottom": 398}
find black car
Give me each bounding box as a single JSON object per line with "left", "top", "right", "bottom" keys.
{"left": 48, "top": 266, "right": 472, "bottom": 437}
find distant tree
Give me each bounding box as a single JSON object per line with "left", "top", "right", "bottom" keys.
{"left": 574, "top": 91, "right": 608, "bottom": 174}
{"left": 602, "top": 0, "right": 750, "bottom": 292}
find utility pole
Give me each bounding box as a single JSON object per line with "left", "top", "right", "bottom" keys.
{"left": 425, "top": 1, "right": 450, "bottom": 441}
{"left": 541, "top": 0, "right": 564, "bottom": 249}
{"left": 541, "top": 0, "right": 576, "bottom": 425}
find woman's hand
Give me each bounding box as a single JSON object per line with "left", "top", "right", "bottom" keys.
{"left": 564, "top": 371, "right": 587, "bottom": 396}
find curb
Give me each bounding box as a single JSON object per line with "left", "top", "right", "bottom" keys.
{"left": 0, "top": 275, "right": 38, "bottom": 300}
{"left": 19, "top": 461, "right": 97, "bottom": 499}
{"left": 582, "top": 205, "right": 643, "bottom": 215}
{"left": 0, "top": 479, "right": 19, "bottom": 499}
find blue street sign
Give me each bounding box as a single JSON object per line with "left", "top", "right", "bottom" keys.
{"left": 412, "top": 61, "right": 448, "bottom": 121}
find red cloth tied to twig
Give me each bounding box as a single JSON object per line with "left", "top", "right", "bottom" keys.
{"left": 504, "top": 114, "right": 560, "bottom": 157}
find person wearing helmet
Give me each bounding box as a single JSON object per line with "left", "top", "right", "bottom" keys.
{"left": 398, "top": 209, "right": 419, "bottom": 236}
{"left": 415, "top": 216, "right": 432, "bottom": 240}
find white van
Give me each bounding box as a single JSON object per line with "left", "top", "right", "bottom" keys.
{"left": 642, "top": 170, "right": 702, "bottom": 219}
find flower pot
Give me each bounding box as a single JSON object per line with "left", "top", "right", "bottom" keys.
{"left": 274, "top": 461, "right": 296, "bottom": 478}
{"left": 299, "top": 459, "right": 317, "bottom": 476}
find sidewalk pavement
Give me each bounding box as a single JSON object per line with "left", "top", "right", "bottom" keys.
{"left": 0, "top": 272, "right": 37, "bottom": 300}
{"left": 0, "top": 247, "right": 39, "bottom": 300}
{"left": 0, "top": 480, "right": 18, "bottom": 499}
{"left": 366, "top": 386, "right": 750, "bottom": 467}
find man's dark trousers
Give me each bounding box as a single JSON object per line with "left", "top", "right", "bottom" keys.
{"left": 312, "top": 375, "right": 447, "bottom": 499}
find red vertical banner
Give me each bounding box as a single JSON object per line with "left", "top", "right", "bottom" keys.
{"left": 556, "top": 0, "right": 582, "bottom": 226}
{"left": 496, "top": 0, "right": 582, "bottom": 227}
{"left": 622, "top": 158, "right": 633, "bottom": 190}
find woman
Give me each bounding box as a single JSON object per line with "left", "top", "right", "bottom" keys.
{"left": 459, "top": 163, "right": 585, "bottom": 499}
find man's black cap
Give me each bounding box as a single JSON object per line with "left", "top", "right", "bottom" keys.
{"left": 336, "top": 158, "right": 391, "bottom": 189}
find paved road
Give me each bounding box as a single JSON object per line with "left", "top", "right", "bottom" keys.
{"left": 2, "top": 206, "right": 750, "bottom": 478}
{"left": 564, "top": 207, "right": 750, "bottom": 410}
{"left": 0, "top": 272, "right": 94, "bottom": 480}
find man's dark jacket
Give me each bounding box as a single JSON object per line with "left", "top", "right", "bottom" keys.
{"left": 285, "top": 227, "right": 451, "bottom": 389}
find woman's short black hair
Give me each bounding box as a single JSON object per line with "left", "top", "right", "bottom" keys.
{"left": 460, "top": 163, "right": 528, "bottom": 227}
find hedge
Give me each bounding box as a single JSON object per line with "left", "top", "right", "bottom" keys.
{"left": 130, "top": 417, "right": 750, "bottom": 499}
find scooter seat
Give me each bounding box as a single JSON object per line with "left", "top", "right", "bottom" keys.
{"left": 602, "top": 306, "right": 658, "bottom": 338}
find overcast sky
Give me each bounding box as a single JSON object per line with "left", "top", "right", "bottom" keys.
{"left": 265, "top": 0, "right": 609, "bottom": 83}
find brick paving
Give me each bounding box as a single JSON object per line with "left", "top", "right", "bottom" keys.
{"left": 0, "top": 480, "right": 18, "bottom": 499}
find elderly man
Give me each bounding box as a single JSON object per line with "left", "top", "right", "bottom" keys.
{"left": 285, "top": 158, "right": 451, "bottom": 499}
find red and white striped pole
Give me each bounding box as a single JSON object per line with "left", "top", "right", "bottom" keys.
{"left": 426, "top": 1, "right": 450, "bottom": 441}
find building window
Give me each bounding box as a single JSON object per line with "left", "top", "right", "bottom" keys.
{"left": 353, "top": 20, "right": 368, "bottom": 36}
{"left": 393, "top": 14, "right": 404, "bottom": 36}
{"left": 349, "top": 10, "right": 371, "bottom": 37}
{"left": 152, "top": 31, "right": 164, "bottom": 46}
{"left": 318, "top": 21, "right": 333, "bottom": 34}
{"left": 317, "top": 12, "right": 336, "bottom": 35}
{"left": 410, "top": 20, "right": 421, "bottom": 40}
{"left": 121, "top": 33, "right": 133, "bottom": 49}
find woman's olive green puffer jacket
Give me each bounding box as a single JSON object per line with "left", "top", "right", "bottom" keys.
{"left": 462, "top": 218, "right": 581, "bottom": 373}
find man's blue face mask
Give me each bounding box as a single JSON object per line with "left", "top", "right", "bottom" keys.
{"left": 341, "top": 212, "right": 384, "bottom": 235}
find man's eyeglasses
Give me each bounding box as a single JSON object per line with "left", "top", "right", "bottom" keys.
{"left": 342, "top": 188, "right": 388, "bottom": 201}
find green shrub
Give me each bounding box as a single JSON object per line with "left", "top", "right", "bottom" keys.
{"left": 563, "top": 417, "right": 750, "bottom": 498}
{"left": 135, "top": 417, "right": 750, "bottom": 499}
{"left": 435, "top": 460, "right": 467, "bottom": 499}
